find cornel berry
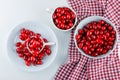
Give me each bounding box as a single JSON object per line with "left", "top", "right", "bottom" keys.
{"left": 75, "top": 20, "right": 116, "bottom": 57}
{"left": 16, "top": 28, "right": 51, "bottom": 66}
{"left": 52, "top": 7, "right": 76, "bottom": 30}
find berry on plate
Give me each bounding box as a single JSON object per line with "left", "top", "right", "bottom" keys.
{"left": 15, "top": 28, "right": 52, "bottom": 66}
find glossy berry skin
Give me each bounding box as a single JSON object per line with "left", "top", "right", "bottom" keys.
{"left": 16, "top": 42, "right": 22, "bottom": 47}
{"left": 75, "top": 20, "right": 116, "bottom": 57}
{"left": 25, "top": 60, "right": 31, "bottom": 66}
{"left": 52, "top": 7, "right": 76, "bottom": 30}
{"left": 15, "top": 28, "right": 52, "bottom": 66}
{"left": 46, "top": 49, "right": 51, "bottom": 55}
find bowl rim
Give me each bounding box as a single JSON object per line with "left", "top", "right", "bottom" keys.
{"left": 6, "top": 21, "right": 58, "bottom": 72}
{"left": 74, "top": 16, "right": 118, "bottom": 59}
{"left": 51, "top": 6, "right": 77, "bottom": 32}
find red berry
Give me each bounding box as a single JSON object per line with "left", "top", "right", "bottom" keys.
{"left": 75, "top": 34, "right": 81, "bottom": 41}
{"left": 62, "top": 20, "right": 65, "bottom": 24}
{"left": 39, "top": 52, "right": 45, "bottom": 59}
{"left": 36, "top": 33, "right": 41, "bottom": 38}
{"left": 91, "top": 35, "right": 96, "bottom": 39}
{"left": 52, "top": 13, "right": 57, "bottom": 19}
{"left": 93, "top": 24, "right": 97, "bottom": 29}
{"left": 104, "top": 23, "right": 109, "bottom": 27}
{"left": 103, "top": 35, "right": 107, "bottom": 40}
{"left": 25, "top": 60, "right": 31, "bottom": 66}
{"left": 100, "top": 31, "right": 104, "bottom": 35}
{"left": 91, "top": 48, "right": 95, "bottom": 52}
{"left": 71, "top": 13, "right": 76, "bottom": 19}
{"left": 16, "top": 48, "right": 22, "bottom": 53}
{"left": 111, "top": 35, "right": 115, "bottom": 38}
{"left": 99, "top": 20, "right": 105, "bottom": 25}
{"left": 65, "top": 25, "right": 70, "bottom": 29}
{"left": 37, "top": 60, "right": 42, "bottom": 65}
{"left": 97, "top": 47, "right": 103, "bottom": 52}
{"left": 16, "top": 42, "right": 22, "bottom": 47}
{"left": 23, "top": 56, "right": 28, "bottom": 61}
{"left": 102, "top": 50, "right": 107, "bottom": 54}
{"left": 87, "top": 31, "right": 92, "bottom": 36}
{"left": 43, "top": 38, "right": 48, "bottom": 42}
{"left": 97, "top": 23, "right": 101, "bottom": 29}
{"left": 94, "top": 30, "right": 99, "bottom": 35}
{"left": 104, "top": 42, "right": 107, "bottom": 45}
{"left": 83, "top": 46, "right": 88, "bottom": 52}
{"left": 87, "top": 51, "right": 92, "bottom": 55}
{"left": 106, "top": 32, "right": 110, "bottom": 37}
{"left": 86, "top": 41, "right": 90, "bottom": 46}
{"left": 46, "top": 49, "right": 51, "bottom": 55}
{"left": 55, "top": 18, "right": 60, "bottom": 24}
{"left": 91, "top": 40, "right": 95, "bottom": 44}
{"left": 99, "top": 48, "right": 103, "bottom": 52}
{"left": 56, "top": 13, "right": 61, "bottom": 17}
{"left": 31, "top": 56, "right": 36, "bottom": 62}
{"left": 61, "top": 16, "right": 66, "bottom": 20}
{"left": 20, "top": 28, "right": 26, "bottom": 35}
{"left": 78, "top": 43, "right": 83, "bottom": 48}
{"left": 29, "top": 31, "right": 35, "bottom": 36}
{"left": 93, "top": 52, "right": 98, "bottom": 57}
{"left": 60, "top": 23, "right": 65, "bottom": 29}
{"left": 107, "top": 45, "right": 111, "bottom": 49}
{"left": 78, "top": 29, "right": 84, "bottom": 34}
{"left": 66, "top": 14, "right": 71, "bottom": 19}
{"left": 33, "top": 51, "right": 39, "bottom": 57}
{"left": 86, "top": 23, "right": 91, "bottom": 29}
{"left": 19, "top": 35, "right": 25, "bottom": 41}
{"left": 101, "top": 26, "right": 106, "bottom": 30}
{"left": 109, "top": 37, "right": 115, "bottom": 41}
{"left": 87, "top": 36, "right": 92, "bottom": 40}
{"left": 108, "top": 26, "right": 113, "bottom": 30}
{"left": 93, "top": 44, "right": 98, "bottom": 48}
{"left": 45, "top": 45, "right": 50, "bottom": 49}
{"left": 109, "top": 42, "right": 114, "bottom": 45}
{"left": 69, "top": 22, "right": 73, "bottom": 27}
{"left": 96, "top": 38, "right": 102, "bottom": 44}
{"left": 56, "top": 7, "right": 62, "bottom": 13}
{"left": 111, "top": 30, "right": 116, "bottom": 35}
{"left": 25, "top": 52, "right": 31, "bottom": 57}
{"left": 61, "top": 9, "right": 65, "bottom": 14}
{"left": 18, "top": 53, "right": 24, "bottom": 57}
{"left": 81, "top": 40, "right": 86, "bottom": 43}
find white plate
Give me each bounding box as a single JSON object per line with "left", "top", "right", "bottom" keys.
{"left": 7, "top": 21, "right": 58, "bottom": 72}
{"left": 74, "top": 16, "right": 118, "bottom": 59}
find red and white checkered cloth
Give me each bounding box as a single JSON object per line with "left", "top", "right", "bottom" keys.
{"left": 55, "top": 0, "right": 120, "bottom": 80}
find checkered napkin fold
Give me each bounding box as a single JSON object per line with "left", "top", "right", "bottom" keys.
{"left": 54, "top": 0, "right": 120, "bottom": 80}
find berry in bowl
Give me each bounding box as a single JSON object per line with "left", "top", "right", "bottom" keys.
{"left": 74, "top": 16, "right": 118, "bottom": 59}
{"left": 52, "top": 7, "right": 77, "bottom": 31}
{"left": 7, "top": 21, "right": 58, "bottom": 71}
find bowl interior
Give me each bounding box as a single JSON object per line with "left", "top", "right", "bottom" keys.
{"left": 74, "top": 16, "right": 118, "bottom": 59}
{"left": 7, "top": 21, "right": 58, "bottom": 71}
{"left": 51, "top": 6, "right": 77, "bottom": 31}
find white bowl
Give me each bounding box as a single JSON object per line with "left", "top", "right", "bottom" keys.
{"left": 74, "top": 16, "right": 118, "bottom": 59}
{"left": 50, "top": 6, "right": 77, "bottom": 32}
{"left": 7, "top": 21, "right": 58, "bottom": 71}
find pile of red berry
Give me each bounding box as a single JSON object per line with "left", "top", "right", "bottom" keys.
{"left": 75, "top": 20, "right": 116, "bottom": 57}
{"left": 52, "top": 7, "right": 76, "bottom": 30}
{"left": 16, "top": 28, "right": 51, "bottom": 66}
